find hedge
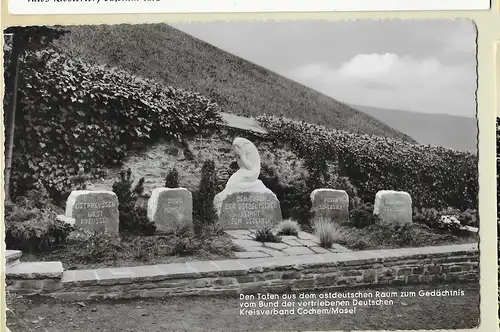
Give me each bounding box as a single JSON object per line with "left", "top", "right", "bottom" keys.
{"left": 10, "top": 48, "right": 223, "bottom": 200}
{"left": 257, "top": 115, "right": 478, "bottom": 211}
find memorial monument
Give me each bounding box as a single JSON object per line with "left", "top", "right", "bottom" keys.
{"left": 310, "top": 189, "right": 349, "bottom": 223}
{"left": 147, "top": 187, "right": 193, "bottom": 234}
{"left": 373, "top": 190, "right": 412, "bottom": 226}
{"left": 214, "top": 137, "right": 282, "bottom": 229}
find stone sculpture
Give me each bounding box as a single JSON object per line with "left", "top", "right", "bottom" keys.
{"left": 224, "top": 137, "right": 261, "bottom": 188}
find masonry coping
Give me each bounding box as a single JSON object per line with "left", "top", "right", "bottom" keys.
{"left": 58, "top": 243, "right": 477, "bottom": 287}
{"left": 6, "top": 250, "right": 22, "bottom": 262}
{"left": 6, "top": 262, "right": 64, "bottom": 280}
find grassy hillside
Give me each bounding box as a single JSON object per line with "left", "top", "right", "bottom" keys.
{"left": 351, "top": 104, "right": 477, "bottom": 153}
{"left": 52, "top": 23, "right": 415, "bottom": 143}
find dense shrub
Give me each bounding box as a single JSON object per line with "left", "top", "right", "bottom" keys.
{"left": 112, "top": 169, "right": 155, "bottom": 235}
{"left": 369, "top": 223, "right": 416, "bottom": 248}
{"left": 330, "top": 176, "right": 359, "bottom": 201}
{"left": 169, "top": 232, "right": 202, "bottom": 256}
{"left": 5, "top": 189, "right": 73, "bottom": 252}
{"left": 180, "top": 140, "right": 195, "bottom": 161}
{"left": 164, "top": 167, "right": 180, "bottom": 188}
{"left": 413, "top": 207, "right": 478, "bottom": 235}
{"left": 14, "top": 186, "right": 51, "bottom": 210}
{"left": 85, "top": 232, "right": 121, "bottom": 262}
{"left": 259, "top": 162, "right": 311, "bottom": 224}
{"left": 259, "top": 156, "right": 359, "bottom": 228}
{"left": 258, "top": 115, "right": 478, "bottom": 212}
{"left": 57, "top": 168, "right": 91, "bottom": 206}
{"left": 453, "top": 208, "right": 478, "bottom": 227}
{"left": 277, "top": 219, "right": 300, "bottom": 236}
{"left": 56, "top": 229, "right": 239, "bottom": 266}
{"left": 349, "top": 202, "right": 379, "bottom": 229}
{"left": 193, "top": 160, "right": 218, "bottom": 233}
{"left": 254, "top": 226, "right": 282, "bottom": 243}
{"left": 9, "top": 47, "right": 223, "bottom": 200}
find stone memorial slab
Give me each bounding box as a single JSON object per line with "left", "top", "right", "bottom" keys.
{"left": 147, "top": 188, "right": 193, "bottom": 233}
{"left": 373, "top": 190, "right": 412, "bottom": 226}
{"left": 310, "top": 189, "right": 349, "bottom": 223}
{"left": 218, "top": 191, "right": 282, "bottom": 230}
{"left": 65, "top": 190, "right": 119, "bottom": 234}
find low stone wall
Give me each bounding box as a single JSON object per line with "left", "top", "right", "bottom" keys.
{"left": 6, "top": 243, "right": 478, "bottom": 301}
{"left": 6, "top": 262, "right": 64, "bottom": 294}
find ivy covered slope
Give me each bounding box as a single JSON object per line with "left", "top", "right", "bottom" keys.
{"left": 53, "top": 24, "right": 415, "bottom": 143}
{"left": 12, "top": 48, "right": 222, "bottom": 199}
{"left": 258, "top": 115, "right": 478, "bottom": 211}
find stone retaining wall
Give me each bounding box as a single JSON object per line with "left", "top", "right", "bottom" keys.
{"left": 6, "top": 261, "right": 64, "bottom": 294}
{"left": 6, "top": 243, "right": 479, "bottom": 301}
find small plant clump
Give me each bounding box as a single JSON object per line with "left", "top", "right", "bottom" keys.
{"left": 312, "top": 219, "right": 338, "bottom": 249}
{"left": 277, "top": 219, "right": 300, "bottom": 236}
{"left": 254, "top": 226, "right": 282, "bottom": 243}
{"left": 164, "top": 167, "right": 180, "bottom": 188}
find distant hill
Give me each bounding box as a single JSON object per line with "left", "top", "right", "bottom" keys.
{"left": 350, "top": 104, "right": 477, "bottom": 153}
{"left": 51, "top": 23, "right": 415, "bottom": 143}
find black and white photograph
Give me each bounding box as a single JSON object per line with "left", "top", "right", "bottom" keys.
{"left": 3, "top": 19, "right": 479, "bottom": 331}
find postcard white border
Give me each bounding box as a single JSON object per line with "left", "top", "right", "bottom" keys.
{"left": 8, "top": 0, "right": 491, "bottom": 15}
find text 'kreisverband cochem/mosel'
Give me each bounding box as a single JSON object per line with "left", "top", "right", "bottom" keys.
{"left": 239, "top": 290, "right": 466, "bottom": 316}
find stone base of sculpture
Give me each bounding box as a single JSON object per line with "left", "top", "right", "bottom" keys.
{"left": 214, "top": 179, "right": 268, "bottom": 212}
{"left": 214, "top": 182, "right": 282, "bottom": 230}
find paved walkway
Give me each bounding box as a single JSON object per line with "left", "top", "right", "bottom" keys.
{"left": 226, "top": 229, "right": 352, "bottom": 259}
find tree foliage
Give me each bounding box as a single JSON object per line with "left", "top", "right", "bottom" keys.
{"left": 112, "top": 169, "right": 155, "bottom": 235}
{"left": 165, "top": 168, "right": 180, "bottom": 188}
{"left": 3, "top": 26, "right": 69, "bottom": 81}
{"left": 193, "top": 159, "right": 218, "bottom": 233}
{"left": 3, "top": 26, "right": 70, "bottom": 200}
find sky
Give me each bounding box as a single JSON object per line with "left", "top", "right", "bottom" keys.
{"left": 171, "top": 20, "right": 477, "bottom": 118}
